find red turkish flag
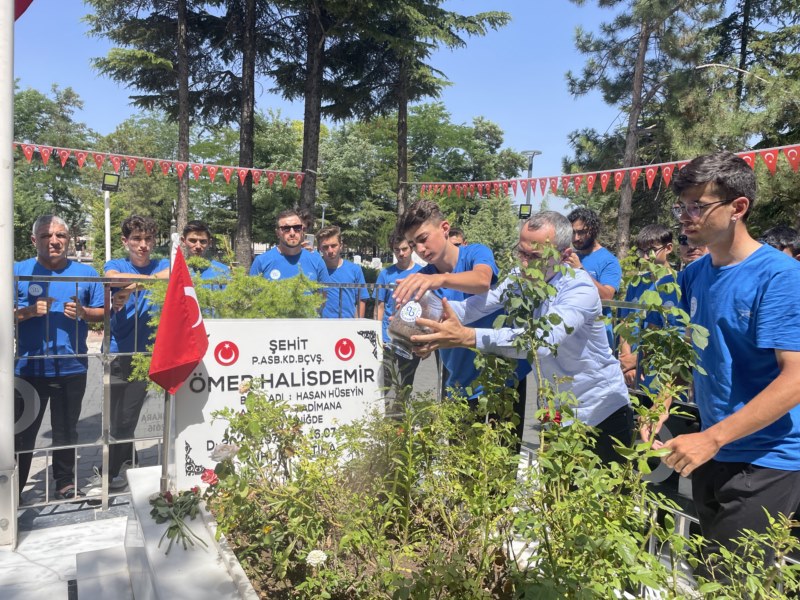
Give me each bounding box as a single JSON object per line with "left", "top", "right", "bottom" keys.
{"left": 279, "top": 171, "right": 289, "bottom": 187}
{"left": 148, "top": 251, "right": 209, "bottom": 394}
{"left": 613, "top": 170, "right": 625, "bottom": 191}
{"left": 126, "top": 157, "right": 138, "bottom": 174}
{"left": 39, "top": 146, "right": 52, "bottom": 166}
{"left": 76, "top": 151, "right": 87, "bottom": 168}
{"left": 549, "top": 177, "right": 558, "bottom": 194}
{"left": 586, "top": 173, "right": 596, "bottom": 194}
{"left": 645, "top": 166, "right": 657, "bottom": 189}
{"left": 538, "top": 178, "right": 547, "bottom": 195}
{"left": 510, "top": 180, "right": 518, "bottom": 195}
{"left": 468, "top": 182, "right": 476, "bottom": 196}
{"left": 223, "top": 167, "right": 233, "bottom": 183}
{"left": 294, "top": 172, "right": 304, "bottom": 188}
{"left": 15, "top": 0, "right": 34, "bottom": 20}
{"left": 784, "top": 146, "right": 800, "bottom": 171}
{"left": 252, "top": 169, "right": 262, "bottom": 185}
{"left": 629, "top": 168, "right": 641, "bottom": 190}
{"left": 661, "top": 164, "right": 674, "bottom": 187}
{"left": 160, "top": 160, "right": 172, "bottom": 176}
{"left": 738, "top": 152, "right": 755, "bottom": 169}
{"left": 207, "top": 165, "right": 218, "bottom": 182}
{"left": 561, "top": 176, "right": 570, "bottom": 194}
{"left": 21, "top": 144, "right": 34, "bottom": 162}
{"left": 573, "top": 175, "right": 583, "bottom": 192}
{"left": 520, "top": 179, "right": 528, "bottom": 196}
{"left": 600, "top": 172, "right": 610, "bottom": 193}
{"left": 266, "top": 170, "right": 276, "bottom": 186}
{"left": 758, "top": 149, "right": 778, "bottom": 174}
{"left": 175, "top": 162, "right": 188, "bottom": 179}
{"left": 109, "top": 155, "right": 122, "bottom": 173}
{"left": 93, "top": 152, "right": 106, "bottom": 170}
{"left": 237, "top": 168, "right": 249, "bottom": 185}
{"left": 58, "top": 149, "right": 71, "bottom": 167}
{"left": 144, "top": 159, "right": 155, "bottom": 175}
{"left": 191, "top": 164, "right": 203, "bottom": 180}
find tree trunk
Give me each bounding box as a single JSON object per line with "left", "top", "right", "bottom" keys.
{"left": 234, "top": 0, "right": 256, "bottom": 268}
{"left": 299, "top": 0, "right": 324, "bottom": 217}
{"left": 735, "top": 0, "right": 751, "bottom": 107}
{"left": 396, "top": 58, "right": 409, "bottom": 217}
{"left": 615, "top": 20, "right": 651, "bottom": 258}
{"left": 176, "top": 0, "right": 190, "bottom": 234}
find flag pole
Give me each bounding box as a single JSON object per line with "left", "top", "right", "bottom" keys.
{"left": 160, "top": 223, "right": 180, "bottom": 493}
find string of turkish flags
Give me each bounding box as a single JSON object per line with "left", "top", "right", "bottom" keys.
{"left": 418, "top": 143, "right": 800, "bottom": 199}
{"left": 12, "top": 141, "right": 306, "bottom": 189}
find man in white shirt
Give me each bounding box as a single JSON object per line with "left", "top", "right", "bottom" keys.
{"left": 412, "top": 211, "right": 632, "bottom": 464}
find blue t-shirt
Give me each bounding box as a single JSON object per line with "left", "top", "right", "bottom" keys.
{"left": 249, "top": 247, "right": 326, "bottom": 282}
{"left": 679, "top": 245, "right": 800, "bottom": 469}
{"left": 15, "top": 259, "right": 104, "bottom": 377}
{"left": 579, "top": 246, "right": 622, "bottom": 346}
{"left": 105, "top": 257, "right": 170, "bottom": 353}
{"left": 420, "top": 244, "right": 499, "bottom": 394}
{"left": 322, "top": 260, "right": 369, "bottom": 318}
{"left": 193, "top": 259, "right": 231, "bottom": 291}
{"left": 376, "top": 262, "right": 423, "bottom": 342}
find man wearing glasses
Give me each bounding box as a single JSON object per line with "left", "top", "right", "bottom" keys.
{"left": 642, "top": 151, "right": 800, "bottom": 577}
{"left": 410, "top": 211, "right": 632, "bottom": 465}
{"left": 249, "top": 209, "right": 326, "bottom": 282}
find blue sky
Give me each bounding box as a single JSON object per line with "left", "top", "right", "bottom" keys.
{"left": 13, "top": 0, "right": 623, "bottom": 185}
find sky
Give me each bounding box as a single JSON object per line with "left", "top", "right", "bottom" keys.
{"left": 12, "top": 0, "right": 624, "bottom": 191}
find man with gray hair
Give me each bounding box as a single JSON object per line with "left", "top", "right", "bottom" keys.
{"left": 412, "top": 211, "right": 632, "bottom": 464}
{"left": 14, "top": 215, "right": 105, "bottom": 500}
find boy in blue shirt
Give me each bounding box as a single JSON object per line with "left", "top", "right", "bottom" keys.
{"left": 181, "top": 220, "right": 230, "bottom": 283}
{"left": 643, "top": 151, "right": 800, "bottom": 576}
{"left": 318, "top": 225, "right": 369, "bottom": 318}
{"left": 375, "top": 231, "right": 423, "bottom": 391}
{"left": 15, "top": 215, "right": 105, "bottom": 500}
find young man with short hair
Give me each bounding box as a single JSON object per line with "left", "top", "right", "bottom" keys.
{"left": 375, "top": 231, "right": 424, "bottom": 390}
{"left": 448, "top": 227, "right": 467, "bottom": 247}
{"left": 85, "top": 215, "right": 169, "bottom": 498}
{"left": 318, "top": 225, "right": 369, "bottom": 318}
{"left": 249, "top": 209, "right": 326, "bottom": 281}
{"left": 15, "top": 215, "right": 105, "bottom": 500}
{"left": 394, "top": 200, "right": 499, "bottom": 396}
{"left": 181, "top": 220, "right": 230, "bottom": 281}
{"left": 645, "top": 151, "right": 800, "bottom": 575}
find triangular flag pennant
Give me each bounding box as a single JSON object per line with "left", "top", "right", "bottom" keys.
{"left": 93, "top": 152, "right": 106, "bottom": 170}
{"left": 573, "top": 175, "right": 583, "bottom": 192}
{"left": 266, "top": 171, "right": 276, "bottom": 186}
{"left": 237, "top": 168, "right": 249, "bottom": 185}
{"left": 191, "top": 163, "right": 203, "bottom": 180}
{"left": 613, "top": 170, "right": 625, "bottom": 191}
{"left": 294, "top": 173, "right": 304, "bottom": 188}
{"left": 446, "top": 184, "right": 453, "bottom": 197}
{"left": 676, "top": 161, "right": 689, "bottom": 172}
{"left": 143, "top": 159, "right": 154, "bottom": 175}
{"left": 175, "top": 162, "right": 188, "bottom": 179}
{"left": 629, "top": 168, "right": 641, "bottom": 190}
{"left": 549, "top": 177, "right": 558, "bottom": 194}
{"left": 223, "top": 167, "right": 233, "bottom": 184}
{"left": 109, "top": 155, "right": 122, "bottom": 173}
{"left": 126, "top": 157, "right": 137, "bottom": 174}
{"left": 468, "top": 182, "right": 476, "bottom": 196}
{"left": 586, "top": 173, "right": 596, "bottom": 194}
{"left": 477, "top": 182, "right": 485, "bottom": 195}
{"left": 661, "top": 164, "right": 674, "bottom": 187}
{"left": 420, "top": 184, "right": 427, "bottom": 195}
{"left": 252, "top": 169, "right": 262, "bottom": 185}
{"left": 645, "top": 166, "right": 657, "bottom": 189}
{"left": 511, "top": 180, "right": 518, "bottom": 194}
{"left": 455, "top": 184, "right": 461, "bottom": 197}
{"left": 738, "top": 152, "right": 755, "bottom": 169}
{"left": 279, "top": 171, "right": 289, "bottom": 187}
{"left": 493, "top": 182, "right": 500, "bottom": 196}
{"left": 600, "top": 172, "right": 611, "bottom": 193}
{"left": 21, "top": 144, "right": 34, "bottom": 162}
{"left": 160, "top": 160, "right": 172, "bottom": 175}
{"left": 39, "top": 146, "right": 52, "bottom": 166}
{"left": 58, "top": 149, "right": 71, "bottom": 167}
{"left": 207, "top": 165, "right": 218, "bottom": 183}
{"left": 561, "top": 176, "right": 570, "bottom": 194}
{"left": 502, "top": 181, "right": 509, "bottom": 195}
{"left": 538, "top": 178, "right": 547, "bottom": 195}
{"left": 784, "top": 146, "right": 800, "bottom": 171}
{"left": 148, "top": 251, "right": 209, "bottom": 395}
{"left": 520, "top": 179, "right": 528, "bottom": 195}
{"left": 75, "top": 151, "right": 87, "bottom": 168}
{"left": 758, "top": 149, "right": 778, "bottom": 174}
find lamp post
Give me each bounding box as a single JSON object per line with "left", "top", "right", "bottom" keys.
{"left": 521, "top": 150, "right": 542, "bottom": 206}
{"left": 319, "top": 202, "right": 329, "bottom": 229}
{"left": 101, "top": 172, "right": 121, "bottom": 262}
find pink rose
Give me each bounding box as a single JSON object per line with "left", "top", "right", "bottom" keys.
{"left": 201, "top": 469, "right": 219, "bottom": 486}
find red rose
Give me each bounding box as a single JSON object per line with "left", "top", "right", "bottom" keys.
{"left": 201, "top": 468, "right": 219, "bottom": 486}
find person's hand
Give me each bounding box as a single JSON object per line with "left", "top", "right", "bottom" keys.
{"left": 564, "top": 253, "right": 583, "bottom": 270}
{"left": 392, "top": 272, "right": 444, "bottom": 305}
{"left": 111, "top": 283, "right": 137, "bottom": 312}
{"left": 623, "top": 368, "right": 642, "bottom": 387}
{"left": 64, "top": 296, "right": 86, "bottom": 320}
{"left": 660, "top": 431, "right": 720, "bottom": 477}
{"left": 28, "top": 297, "right": 54, "bottom": 318}
{"left": 411, "top": 297, "right": 475, "bottom": 353}
{"left": 639, "top": 411, "right": 670, "bottom": 445}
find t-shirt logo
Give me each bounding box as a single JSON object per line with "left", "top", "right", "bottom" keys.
{"left": 28, "top": 284, "right": 44, "bottom": 297}
{"left": 690, "top": 296, "right": 697, "bottom": 318}
{"left": 400, "top": 301, "right": 422, "bottom": 323}
{"left": 269, "top": 269, "right": 281, "bottom": 280}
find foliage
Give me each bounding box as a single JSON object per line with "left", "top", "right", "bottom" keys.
{"left": 462, "top": 195, "right": 520, "bottom": 265}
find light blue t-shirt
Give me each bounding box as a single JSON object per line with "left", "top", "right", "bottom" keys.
{"left": 198, "top": 259, "right": 231, "bottom": 281}
{"left": 322, "top": 260, "right": 369, "bottom": 318}
{"left": 420, "top": 243, "right": 499, "bottom": 395}
{"left": 105, "top": 257, "right": 170, "bottom": 353}
{"left": 15, "top": 258, "right": 104, "bottom": 377}
{"left": 376, "top": 262, "right": 423, "bottom": 342}
{"left": 249, "top": 247, "right": 326, "bottom": 282}
{"left": 455, "top": 268, "right": 630, "bottom": 427}
{"left": 579, "top": 246, "right": 622, "bottom": 347}
{"left": 679, "top": 245, "right": 800, "bottom": 470}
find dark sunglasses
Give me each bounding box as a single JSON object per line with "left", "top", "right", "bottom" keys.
{"left": 678, "top": 234, "right": 688, "bottom": 246}
{"left": 279, "top": 224, "right": 304, "bottom": 233}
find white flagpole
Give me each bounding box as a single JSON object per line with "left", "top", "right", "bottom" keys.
{"left": 159, "top": 225, "right": 180, "bottom": 493}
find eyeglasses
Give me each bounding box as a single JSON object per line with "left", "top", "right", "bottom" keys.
{"left": 678, "top": 234, "right": 688, "bottom": 246}
{"left": 278, "top": 224, "right": 304, "bottom": 233}
{"left": 636, "top": 245, "right": 667, "bottom": 257}
{"left": 514, "top": 244, "right": 542, "bottom": 262}
{"left": 671, "top": 199, "right": 729, "bottom": 220}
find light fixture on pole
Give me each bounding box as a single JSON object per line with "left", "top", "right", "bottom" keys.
{"left": 101, "top": 172, "right": 121, "bottom": 263}
{"left": 319, "top": 202, "right": 329, "bottom": 229}
{"left": 520, "top": 150, "right": 542, "bottom": 214}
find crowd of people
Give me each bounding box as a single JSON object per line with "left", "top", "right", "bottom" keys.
{"left": 13, "top": 149, "right": 800, "bottom": 578}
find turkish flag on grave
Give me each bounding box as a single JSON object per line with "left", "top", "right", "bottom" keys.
{"left": 148, "top": 251, "right": 209, "bottom": 394}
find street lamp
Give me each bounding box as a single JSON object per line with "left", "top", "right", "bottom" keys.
{"left": 521, "top": 150, "right": 542, "bottom": 208}
{"left": 101, "top": 172, "right": 121, "bottom": 262}
{"left": 319, "top": 202, "right": 329, "bottom": 229}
